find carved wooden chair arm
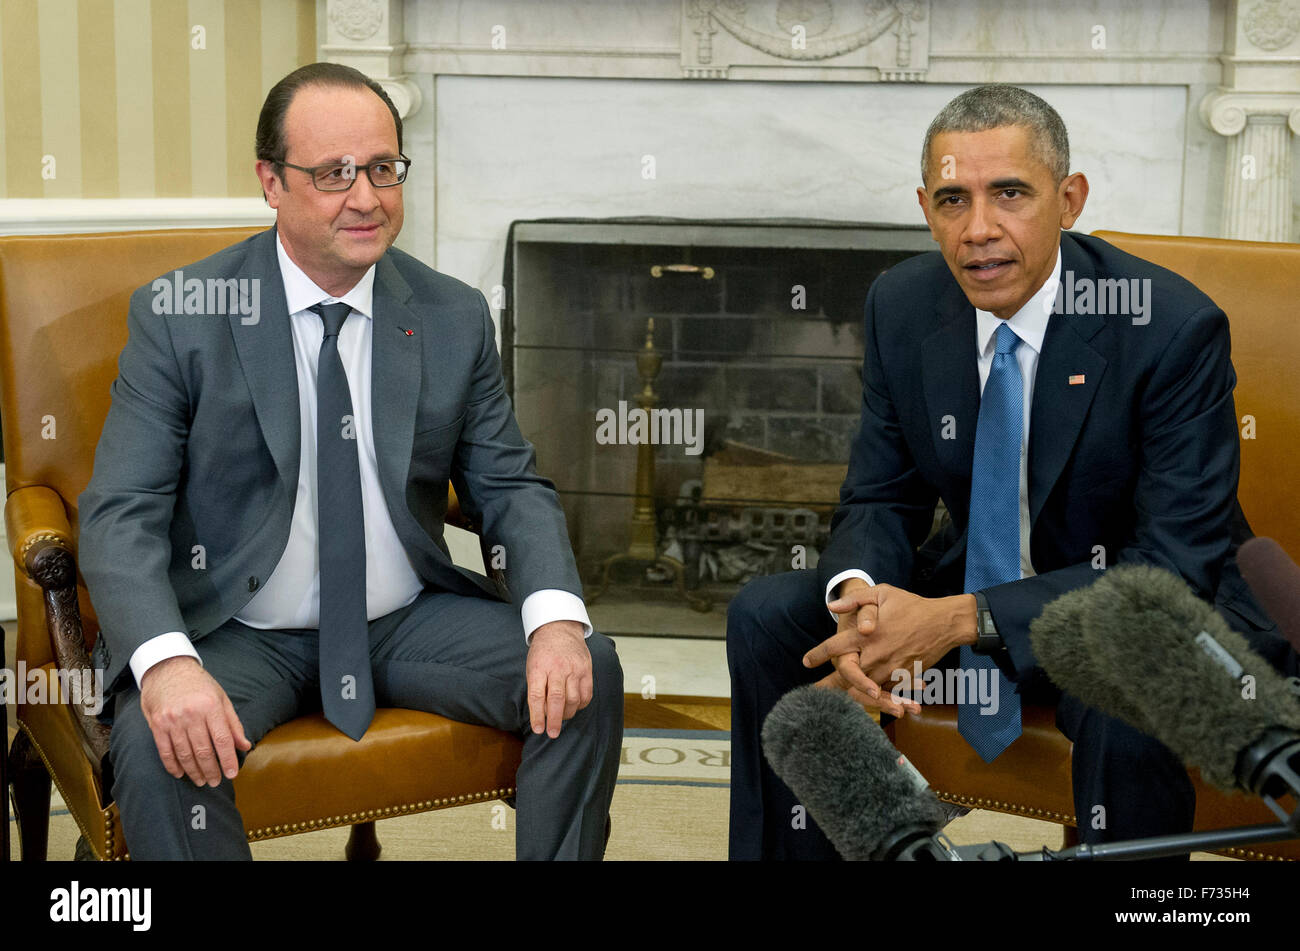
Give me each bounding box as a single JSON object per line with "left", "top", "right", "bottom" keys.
{"left": 4, "top": 484, "right": 110, "bottom": 765}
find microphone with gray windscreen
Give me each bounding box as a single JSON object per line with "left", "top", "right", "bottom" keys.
{"left": 1031, "top": 563, "right": 1300, "bottom": 803}
{"left": 762, "top": 685, "right": 952, "bottom": 860}
{"left": 1029, "top": 574, "right": 1156, "bottom": 737}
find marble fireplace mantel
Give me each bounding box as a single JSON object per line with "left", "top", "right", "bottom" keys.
{"left": 319, "top": 0, "right": 1300, "bottom": 292}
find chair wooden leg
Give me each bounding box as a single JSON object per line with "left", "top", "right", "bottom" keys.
{"left": 8, "top": 731, "right": 51, "bottom": 861}
{"left": 1062, "top": 824, "right": 1080, "bottom": 849}
{"left": 345, "top": 821, "right": 381, "bottom": 861}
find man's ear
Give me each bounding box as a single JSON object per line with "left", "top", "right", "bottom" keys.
{"left": 916, "top": 185, "right": 938, "bottom": 240}
{"left": 254, "top": 160, "right": 285, "bottom": 210}
{"left": 1058, "top": 172, "right": 1089, "bottom": 230}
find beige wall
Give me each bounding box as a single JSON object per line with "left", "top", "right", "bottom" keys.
{"left": 0, "top": 0, "right": 316, "bottom": 199}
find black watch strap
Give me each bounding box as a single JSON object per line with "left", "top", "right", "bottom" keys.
{"left": 972, "top": 592, "right": 1004, "bottom": 654}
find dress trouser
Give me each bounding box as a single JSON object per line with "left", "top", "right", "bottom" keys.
{"left": 107, "top": 588, "right": 624, "bottom": 860}
{"left": 725, "top": 569, "right": 1200, "bottom": 861}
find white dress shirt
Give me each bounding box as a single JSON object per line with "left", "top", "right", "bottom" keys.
{"left": 825, "top": 247, "right": 1062, "bottom": 607}
{"left": 128, "top": 236, "right": 591, "bottom": 686}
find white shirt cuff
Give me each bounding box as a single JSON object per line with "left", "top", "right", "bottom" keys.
{"left": 521, "top": 589, "right": 594, "bottom": 645}
{"left": 825, "top": 569, "right": 875, "bottom": 618}
{"left": 129, "top": 632, "right": 203, "bottom": 688}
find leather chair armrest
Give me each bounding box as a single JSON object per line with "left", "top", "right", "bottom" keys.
{"left": 5, "top": 483, "right": 109, "bottom": 765}
{"left": 5, "top": 484, "right": 75, "bottom": 581}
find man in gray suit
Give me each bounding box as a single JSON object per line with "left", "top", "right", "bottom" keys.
{"left": 78, "top": 62, "right": 623, "bottom": 860}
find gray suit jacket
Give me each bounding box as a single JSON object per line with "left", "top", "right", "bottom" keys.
{"left": 78, "top": 226, "right": 581, "bottom": 694}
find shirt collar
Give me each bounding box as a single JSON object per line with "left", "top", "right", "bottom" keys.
{"left": 974, "top": 245, "right": 1061, "bottom": 358}
{"left": 276, "top": 232, "right": 375, "bottom": 319}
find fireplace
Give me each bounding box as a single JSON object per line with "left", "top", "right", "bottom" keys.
{"left": 504, "top": 218, "right": 932, "bottom": 635}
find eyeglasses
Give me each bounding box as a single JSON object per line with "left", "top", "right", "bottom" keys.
{"left": 277, "top": 155, "right": 412, "bottom": 191}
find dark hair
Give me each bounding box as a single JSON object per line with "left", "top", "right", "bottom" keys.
{"left": 255, "top": 62, "right": 403, "bottom": 191}
{"left": 921, "top": 84, "right": 1069, "bottom": 185}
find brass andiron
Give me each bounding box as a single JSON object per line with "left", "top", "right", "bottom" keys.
{"left": 586, "top": 316, "right": 710, "bottom": 612}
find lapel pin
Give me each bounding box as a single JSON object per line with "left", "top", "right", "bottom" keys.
{"left": 1069, "top": 374, "right": 1086, "bottom": 385}
{"left": 400, "top": 327, "right": 415, "bottom": 336}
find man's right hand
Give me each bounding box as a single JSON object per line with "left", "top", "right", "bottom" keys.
{"left": 806, "top": 577, "right": 920, "bottom": 718}
{"left": 139, "top": 656, "right": 251, "bottom": 787}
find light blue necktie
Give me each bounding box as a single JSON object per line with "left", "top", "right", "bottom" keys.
{"left": 959, "top": 322, "right": 1024, "bottom": 762}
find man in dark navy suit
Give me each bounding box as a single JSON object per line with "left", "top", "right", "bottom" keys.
{"left": 726, "top": 85, "right": 1296, "bottom": 860}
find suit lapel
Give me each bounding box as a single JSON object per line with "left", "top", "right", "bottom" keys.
{"left": 919, "top": 234, "right": 1111, "bottom": 530}
{"left": 1028, "top": 234, "right": 1108, "bottom": 524}
{"left": 229, "top": 228, "right": 300, "bottom": 498}
{"left": 369, "top": 258, "right": 500, "bottom": 600}
{"left": 921, "top": 280, "right": 979, "bottom": 482}
{"left": 370, "top": 254, "right": 422, "bottom": 506}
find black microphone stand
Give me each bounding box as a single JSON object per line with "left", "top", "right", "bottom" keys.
{"left": 948, "top": 796, "right": 1299, "bottom": 861}
{"left": 1007, "top": 820, "right": 1297, "bottom": 861}
{"left": 955, "top": 729, "right": 1300, "bottom": 860}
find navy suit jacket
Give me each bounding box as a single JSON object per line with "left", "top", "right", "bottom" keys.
{"left": 78, "top": 227, "right": 582, "bottom": 694}
{"left": 817, "top": 230, "right": 1284, "bottom": 692}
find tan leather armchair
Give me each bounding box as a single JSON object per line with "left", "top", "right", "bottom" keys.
{"left": 1, "top": 227, "right": 523, "bottom": 861}
{"left": 886, "top": 230, "right": 1300, "bottom": 860}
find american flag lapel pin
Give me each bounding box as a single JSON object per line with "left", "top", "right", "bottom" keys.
{"left": 1069, "top": 374, "right": 1086, "bottom": 385}
{"left": 400, "top": 326, "right": 415, "bottom": 336}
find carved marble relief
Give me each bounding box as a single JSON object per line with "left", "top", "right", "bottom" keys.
{"left": 682, "top": 0, "right": 929, "bottom": 79}
{"left": 329, "top": 0, "right": 385, "bottom": 42}
{"left": 1242, "top": 0, "right": 1300, "bottom": 51}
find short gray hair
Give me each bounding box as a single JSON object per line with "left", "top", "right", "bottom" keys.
{"left": 921, "top": 85, "right": 1069, "bottom": 185}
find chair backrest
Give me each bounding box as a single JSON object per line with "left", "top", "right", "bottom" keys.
{"left": 1092, "top": 230, "right": 1300, "bottom": 560}
{"left": 0, "top": 226, "right": 264, "bottom": 667}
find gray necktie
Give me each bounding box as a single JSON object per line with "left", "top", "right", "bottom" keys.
{"left": 311, "top": 302, "right": 374, "bottom": 740}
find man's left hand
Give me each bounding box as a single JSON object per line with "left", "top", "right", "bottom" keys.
{"left": 526, "top": 620, "right": 593, "bottom": 738}
{"left": 806, "top": 585, "right": 977, "bottom": 706}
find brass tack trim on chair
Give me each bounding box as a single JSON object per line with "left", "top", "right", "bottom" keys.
{"left": 937, "top": 790, "right": 1077, "bottom": 826}
{"left": 1223, "top": 847, "right": 1288, "bottom": 861}
{"left": 15, "top": 723, "right": 107, "bottom": 859}
{"left": 242, "top": 787, "right": 518, "bottom": 841}
{"left": 18, "top": 530, "right": 69, "bottom": 564}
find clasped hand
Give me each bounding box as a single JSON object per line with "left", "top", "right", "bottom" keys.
{"left": 803, "top": 580, "right": 975, "bottom": 718}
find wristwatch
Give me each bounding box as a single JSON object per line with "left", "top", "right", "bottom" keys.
{"left": 972, "top": 592, "right": 1004, "bottom": 654}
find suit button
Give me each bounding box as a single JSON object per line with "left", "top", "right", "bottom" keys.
{"left": 248, "top": 576, "right": 260, "bottom": 591}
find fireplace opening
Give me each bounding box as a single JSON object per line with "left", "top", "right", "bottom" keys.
{"left": 504, "top": 218, "right": 933, "bottom": 637}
